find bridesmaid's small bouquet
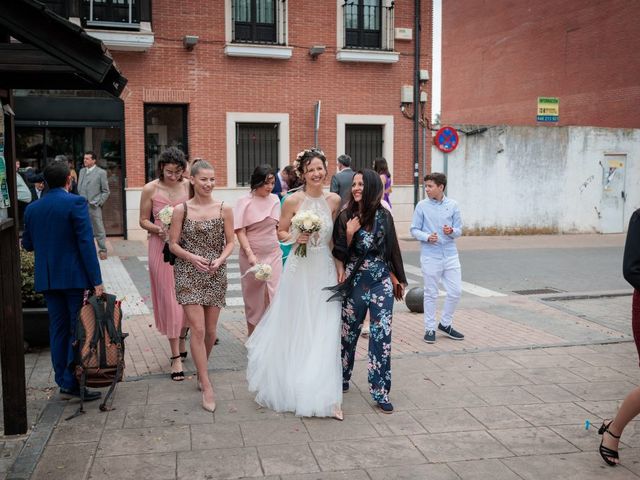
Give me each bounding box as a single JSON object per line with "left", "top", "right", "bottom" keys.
{"left": 157, "top": 205, "right": 176, "bottom": 264}
{"left": 255, "top": 263, "right": 273, "bottom": 281}
{"left": 157, "top": 205, "right": 174, "bottom": 228}
{"left": 291, "top": 210, "right": 322, "bottom": 257}
{"left": 242, "top": 263, "right": 273, "bottom": 281}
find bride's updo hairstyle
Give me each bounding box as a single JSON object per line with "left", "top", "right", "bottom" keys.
{"left": 346, "top": 168, "right": 383, "bottom": 231}
{"left": 294, "top": 148, "right": 327, "bottom": 180}
{"left": 189, "top": 159, "right": 214, "bottom": 198}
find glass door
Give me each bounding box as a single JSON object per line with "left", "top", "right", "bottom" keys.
{"left": 15, "top": 126, "right": 125, "bottom": 236}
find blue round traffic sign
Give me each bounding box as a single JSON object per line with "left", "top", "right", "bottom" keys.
{"left": 434, "top": 126, "right": 459, "bottom": 153}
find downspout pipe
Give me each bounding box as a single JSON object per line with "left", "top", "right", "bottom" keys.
{"left": 413, "top": 0, "right": 421, "bottom": 206}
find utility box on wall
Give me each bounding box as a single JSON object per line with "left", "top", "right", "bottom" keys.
{"left": 401, "top": 85, "right": 413, "bottom": 104}
{"left": 395, "top": 28, "right": 412, "bottom": 40}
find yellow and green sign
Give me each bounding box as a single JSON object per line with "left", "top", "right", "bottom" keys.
{"left": 537, "top": 97, "right": 559, "bottom": 122}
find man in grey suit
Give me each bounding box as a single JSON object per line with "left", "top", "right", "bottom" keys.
{"left": 78, "top": 151, "right": 110, "bottom": 260}
{"left": 330, "top": 154, "right": 354, "bottom": 208}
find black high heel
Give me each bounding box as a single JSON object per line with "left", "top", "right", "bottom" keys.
{"left": 179, "top": 328, "right": 189, "bottom": 359}
{"left": 170, "top": 355, "right": 184, "bottom": 381}
{"left": 598, "top": 420, "right": 620, "bottom": 466}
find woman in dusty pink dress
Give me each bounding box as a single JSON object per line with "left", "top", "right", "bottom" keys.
{"left": 139, "top": 147, "right": 190, "bottom": 381}
{"left": 234, "top": 165, "right": 283, "bottom": 336}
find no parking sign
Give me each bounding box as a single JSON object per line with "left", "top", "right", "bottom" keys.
{"left": 434, "top": 126, "right": 459, "bottom": 153}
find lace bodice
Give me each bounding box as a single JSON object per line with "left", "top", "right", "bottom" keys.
{"left": 297, "top": 193, "right": 333, "bottom": 250}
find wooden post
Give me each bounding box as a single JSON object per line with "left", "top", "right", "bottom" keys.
{"left": 0, "top": 86, "right": 28, "bottom": 435}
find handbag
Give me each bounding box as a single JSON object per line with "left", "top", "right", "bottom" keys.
{"left": 390, "top": 271, "right": 404, "bottom": 301}
{"left": 162, "top": 242, "right": 176, "bottom": 265}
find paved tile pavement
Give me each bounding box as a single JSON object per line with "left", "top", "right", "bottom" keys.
{"left": 2, "top": 236, "right": 638, "bottom": 479}
{"left": 5, "top": 343, "right": 640, "bottom": 480}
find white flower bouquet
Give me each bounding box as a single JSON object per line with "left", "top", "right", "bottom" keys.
{"left": 291, "top": 210, "right": 323, "bottom": 257}
{"left": 156, "top": 205, "right": 176, "bottom": 264}
{"left": 242, "top": 263, "right": 273, "bottom": 282}
{"left": 157, "top": 205, "right": 174, "bottom": 227}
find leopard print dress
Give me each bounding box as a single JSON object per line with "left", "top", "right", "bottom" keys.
{"left": 174, "top": 202, "right": 227, "bottom": 307}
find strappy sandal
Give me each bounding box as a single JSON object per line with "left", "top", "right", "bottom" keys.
{"left": 170, "top": 355, "right": 185, "bottom": 381}
{"left": 598, "top": 420, "right": 620, "bottom": 466}
{"left": 179, "top": 328, "right": 190, "bottom": 359}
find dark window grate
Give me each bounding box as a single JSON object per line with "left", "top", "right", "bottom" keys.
{"left": 236, "top": 123, "right": 279, "bottom": 186}
{"left": 513, "top": 288, "right": 564, "bottom": 295}
{"left": 345, "top": 124, "right": 383, "bottom": 172}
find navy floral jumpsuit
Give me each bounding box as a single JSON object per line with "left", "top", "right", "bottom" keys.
{"left": 332, "top": 208, "right": 407, "bottom": 404}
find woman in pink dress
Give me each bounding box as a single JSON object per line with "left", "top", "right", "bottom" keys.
{"left": 139, "top": 147, "right": 190, "bottom": 381}
{"left": 234, "top": 165, "right": 283, "bottom": 336}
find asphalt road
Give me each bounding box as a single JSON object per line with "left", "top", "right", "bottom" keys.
{"left": 402, "top": 245, "right": 629, "bottom": 295}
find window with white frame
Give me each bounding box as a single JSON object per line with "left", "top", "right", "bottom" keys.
{"left": 233, "top": 0, "right": 276, "bottom": 43}
{"left": 341, "top": 0, "right": 394, "bottom": 51}
{"left": 229, "top": 0, "right": 286, "bottom": 45}
{"left": 225, "top": 0, "right": 291, "bottom": 59}
{"left": 337, "top": 114, "right": 394, "bottom": 175}
{"left": 226, "top": 113, "right": 290, "bottom": 187}
{"left": 82, "top": 0, "right": 142, "bottom": 29}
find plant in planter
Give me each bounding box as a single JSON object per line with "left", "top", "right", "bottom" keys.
{"left": 21, "top": 249, "right": 49, "bottom": 347}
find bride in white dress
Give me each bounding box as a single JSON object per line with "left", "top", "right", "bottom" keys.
{"left": 246, "top": 148, "right": 344, "bottom": 419}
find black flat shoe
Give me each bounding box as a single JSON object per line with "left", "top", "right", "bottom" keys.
{"left": 170, "top": 355, "right": 185, "bottom": 381}
{"left": 598, "top": 420, "right": 620, "bottom": 466}
{"left": 60, "top": 387, "right": 102, "bottom": 402}
{"left": 377, "top": 401, "right": 394, "bottom": 414}
{"left": 342, "top": 381, "right": 350, "bottom": 392}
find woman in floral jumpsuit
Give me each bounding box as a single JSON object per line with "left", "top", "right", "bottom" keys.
{"left": 331, "top": 169, "right": 407, "bottom": 413}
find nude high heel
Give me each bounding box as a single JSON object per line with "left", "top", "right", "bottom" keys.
{"left": 202, "top": 391, "right": 216, "bottom": 413}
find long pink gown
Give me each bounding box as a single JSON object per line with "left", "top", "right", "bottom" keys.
{"left": 149, "top": 192, "right": 188, "bottom": 338}
{"left": 234, "top": 193, "right": 283, "bottom": 326}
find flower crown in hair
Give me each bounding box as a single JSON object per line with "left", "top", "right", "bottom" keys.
{"left": 293, "top": 147, "right": 325, "bottom": 173}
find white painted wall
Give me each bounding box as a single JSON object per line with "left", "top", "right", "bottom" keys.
{"left": 125, "top": 125, "right": 638, "bottom": 239}
{"left": 434, "top": 126, "right": 640, "bottom": 233}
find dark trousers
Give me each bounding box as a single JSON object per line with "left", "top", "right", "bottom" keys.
{"left": 633, "top": 290, "right": 640, "bottom": 367}
{"left": 43, "top": 289, "right": 84, "bottom": 391}
{"left": 341, "top": 274, "right": 394, "bottom": 404}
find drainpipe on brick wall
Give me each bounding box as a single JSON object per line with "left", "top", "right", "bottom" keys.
{"left": 413, "top": 0, "right": 421, "bottom": 206}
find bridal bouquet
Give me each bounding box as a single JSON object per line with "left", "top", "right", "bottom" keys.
{"left": 243, "top": 263, "right": 273, "bottom": 281}
{"left": 291, "top": 210, "right": 322, "bottom": 257}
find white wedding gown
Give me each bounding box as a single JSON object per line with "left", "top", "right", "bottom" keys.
{"left": 246, "top": 193, "right": 342, "bottom": 417}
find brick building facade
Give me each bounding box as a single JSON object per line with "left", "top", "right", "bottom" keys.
{"left": 441, "top": 0, "right": 640, "bottom": 128}
{"left": 16, "top": 1, "right": 433, "bottom": 238}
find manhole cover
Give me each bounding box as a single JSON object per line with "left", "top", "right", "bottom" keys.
{"left": 513, "top": 288, "right": 564, "bottom": 295}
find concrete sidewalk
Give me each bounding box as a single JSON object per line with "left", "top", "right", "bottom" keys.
{"left": 2, "top": 234, "right": 638, "bottom": 479}
{"left": 7, "top": 342, "right": 640, "bottom": 480}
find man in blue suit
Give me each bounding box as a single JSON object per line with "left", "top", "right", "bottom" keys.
{"left": 22, "top": 160, "right": 104, "bottom": 401}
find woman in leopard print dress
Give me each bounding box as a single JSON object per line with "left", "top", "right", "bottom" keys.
{"left": 169, "top": 160, "right": 235, "bottom": 413}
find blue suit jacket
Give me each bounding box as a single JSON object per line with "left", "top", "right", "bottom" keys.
{"left": 22, "top": 188, "right": 102, "bottom": 292}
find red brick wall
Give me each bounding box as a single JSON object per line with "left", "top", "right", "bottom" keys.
{"left": 113, "top": 1, "right": 433, "bottom": 188}
{"left": 441, "top": 0, "right": 640, "bottom": 128}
